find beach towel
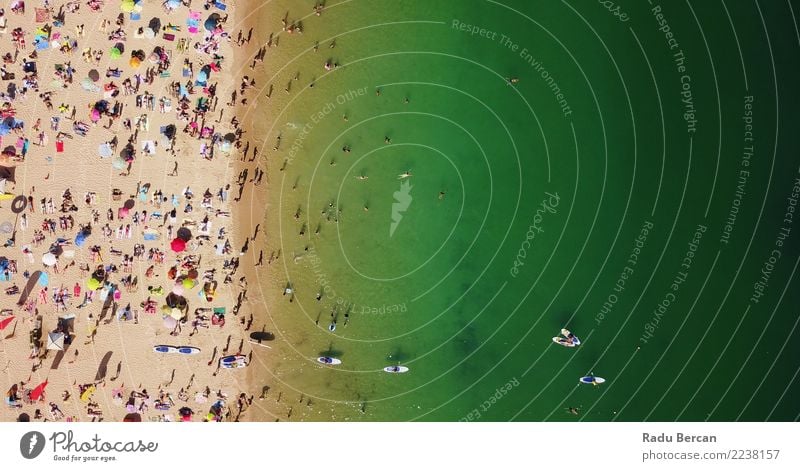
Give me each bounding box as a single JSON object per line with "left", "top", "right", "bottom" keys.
{"left": 214, "top": 1, "right": 227, "bottom": 11}
{"left": 187, "top": 11, "right": 201, "bottom": 34}
{"left": 55, "top": 140, "right": 64, "bottom": 152}
{"left": 35, "top": 8, "right": 49, "bottom": 22}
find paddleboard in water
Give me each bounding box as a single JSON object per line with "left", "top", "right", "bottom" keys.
{"left": 552, "top": 337, "right": 577, "bottom": 347}
{"left": 153, "top": 345, "right": 177, "bottom": 353}
{"left": 219, "top": 354, "right": 248, "bottom": 369}
{"left": 579, "top": 376, "right": 605, "bottom": 384}
{"left": 384, "top": 366, "right": 409, "bottom": 373}
{"left": 317, "top": 356, "right": 341, "bottom": 365}
{"left": 553, "top": 329, "right": 581, "bottom": 347}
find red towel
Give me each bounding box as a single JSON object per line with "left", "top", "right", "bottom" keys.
{"left": 56, "top": 140, "right": 64, "bottom": 152}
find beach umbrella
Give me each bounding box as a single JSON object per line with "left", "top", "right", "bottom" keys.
{"left": 2, "top": 145, "right": 16, "bottom": 156}
{"left": 170, "top": 308, "right": 183, "bottom": 320}
{"left": 170, "top": 237, "right": 186, "bottom": 253}
{"left": 181, "top": 278, "right": 195, "bottom": 289}
{"left": 123, "top": 413, "right": 142, "bottom": 422}
{"left": 143, "top": 28, "right": 155, "bottom": 39}
{"left": 129, "top": 56, "right": 142, "bottom": 67}
{"left": 121, "top": 0, "right": 135, "bottom": 13}
{"left": 88, "top": 69, "right": 100, "bottom": 82}
{"left": 165, "top": 0, "right": 181, "bottom": 9}
{"left": 81, "top": 78, "right": 99, "bottom": 92}
{"left": 75, "top": 232, "right": 86, "bottom": 247}
{"left": 176, "top": 227, "right": 192, "bottom": 241}
{"left": 110, "top": 47, "right": 121, "bottom": 59}
{"left": 47, "top": 332, "right": 65, "bottom": 351}
{"left": 163, "top": 124, "right": 176, "bottom": 139}
{"left": 187, "top": 269, "right": 198, "bottom": 280}
{"left": 148, "top": 18, "right": 162, "bottom": 33}
{"left": 163, "top": 316, "right": 177, "bottom": 329}
{"left": 42, "top": 253, "right": 57, "bottom": 266}
{"left": 124, "top": 199, "right": 135, "bottom": 210}
{"left": 112, "top": 156, "right": 127, "bottom": 170}
{"left": 90, "top": 108, "right": 101, "bottom": 122}
{"left": 86, "top": 277, "right": 101, "bottom": 291}
{"left": 165, "top": 292, "right": 184, "bottom": 308}
{"left": 30, "top": 380, "right": 49, "bottom": 402}
{"left": 0, "top": 317, "right": 14, "bottom": 330}
{"left": 38, "top": 272, "right": 49, "bottom": 286}
{"left": 114, "top": 42, "right": 125, "bottom": 54}
{"left": 204, "top": 13, "right": 220, "bottom": 32}
{"left": 80, "top": 385, "right": 96, "bottom": 402}
{"left": 49, "top": 245, "right": 64, "bottom": 257}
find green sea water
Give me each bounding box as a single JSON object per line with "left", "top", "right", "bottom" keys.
{"left": 247, "top": 0, "right": 800, "bottom": 421}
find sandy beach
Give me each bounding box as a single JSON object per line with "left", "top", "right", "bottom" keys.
{"left": 0, "top": 0, "right": 283, "bottom": 422}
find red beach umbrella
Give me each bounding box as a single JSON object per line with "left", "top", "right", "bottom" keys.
{"left": 0, "top": 316, "right": 15, "bottom": 330}
{"left": 170, "top": 237, "right": 186, "bottom": 253}
{"left": 30, "top": 380, "right": 48, "bottom": 402}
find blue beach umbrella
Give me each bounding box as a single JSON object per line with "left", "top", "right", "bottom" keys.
{"left": 204, "top": 14, "right": 220, "bottom": 32}
{"left": 38, "top": 272, "right": 49, "bottom": 286}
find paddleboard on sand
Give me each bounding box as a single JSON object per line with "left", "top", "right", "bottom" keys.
{"left": 153, "top": 345, "right": 178, "bottom": 353}
{"left": 177, "top": 346, "right": 200, "bottom": 355}
{"left": 383, "top": 366, "right": 409, "bottom": 373}
{"left": 579, "top": 376, "right": 605, "bottom": 385}
{"left": 219, "top": 354, "right": 248, "bottom": 369}
{"left": 317, "top": 356, "right": 341, "bottom": 365}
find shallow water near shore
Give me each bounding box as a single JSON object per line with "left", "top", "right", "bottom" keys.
{"left": 246, "top": 0, "right": 800, "bottom": 421}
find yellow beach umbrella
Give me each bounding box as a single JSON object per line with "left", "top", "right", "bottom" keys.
{"left": 170, "top": 308, "right": 183, "bottom": 320}
{"left": 86, "top": 277, "right": 101, "bottom": 291}
{"left": 121, "top": 0, "right": 135, "bottom": 13}
{"left": 80, "top": 385, "right": 96, "bottom": 402}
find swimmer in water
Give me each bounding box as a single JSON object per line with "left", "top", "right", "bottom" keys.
{"left": 398, "top": 171, "right": 412, "bottom": 180}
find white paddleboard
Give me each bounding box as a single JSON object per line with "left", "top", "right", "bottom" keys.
{"left": 317, "top": 356, "right": 341, "bottom": 365}
{"left": 579, "top": 376, "right": 605, "bottom": 384}
{"left": 553, "top": 328, "right": 581, "bottom": 347}
{"left": 553, "top": 336, "right": 577, "bottom": 347}
{"left": 384, "top": 366, "right": 409, "bottom": 373}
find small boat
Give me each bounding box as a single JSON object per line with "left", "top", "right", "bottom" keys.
{"left": 579, "top": 375, "right": 605, "bottom": 385}
{"left": 383, "top": 366, "right": 409, "bottom": 373}
{"left": 316, "top": 356, "right": 341, "bottom": 365}
{"left": 219, "top": 354, "right": 248, "bottom": 369}
{"left": 177, "top": 346, "right": 200, "bottom": 355}
{"left": 153, "top": 345, "right": 178, "bottom": 353}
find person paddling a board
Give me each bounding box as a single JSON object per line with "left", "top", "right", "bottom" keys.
{"left": 553, "top": 328, "right": 581, "bottom": 347}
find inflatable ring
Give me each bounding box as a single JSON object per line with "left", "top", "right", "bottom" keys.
{"left": 11, "top": 195, "right": 27, "bottom": 214}
{"left": 0, "top": 221, "right": 12, "bottom": 233}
